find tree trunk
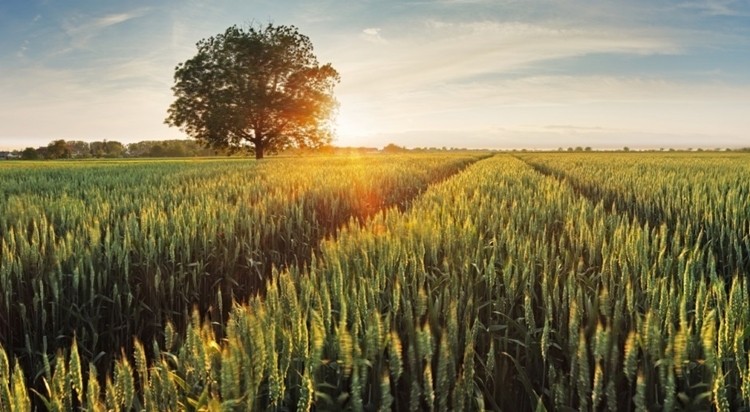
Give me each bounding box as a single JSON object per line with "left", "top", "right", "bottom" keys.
{"left": 254, "top": 143, "right": 264, "bottom": 159}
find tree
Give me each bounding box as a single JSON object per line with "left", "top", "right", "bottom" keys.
{"left": 20, "top": 147, "right": 40, "bottom": 160}
{"left": 89, "top": 140, "right": 125, "bottom": 158}
{"left": 166, "top": 23, "right": 340, "bottom": 159}
{"left": 103, "top": 141, "right": 126, "bottom": 157}
{"left": 127, "top": 140, "right": 217, "bottom": 157}
{"left": 67, "top": 141, "right": 91, "bottom": 158}
{"left": 148, "top": 144, "right": 167, "bottom": 157}
{"left": 383, "top": 143, "right": 407, "bottom": 153}
{"left": 47, "top": 140, "right": 71, "bottom": 159}
{"left": 90, "top": 141, "right": 106, "bottom": 157}
{"left": 35, "top": 146, "right": 50, "bottom": 159}
{"left": 126, "top": 141, "right": 152, "bottom": 157}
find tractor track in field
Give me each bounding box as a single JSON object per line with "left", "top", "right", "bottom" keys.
{"left": 266, "top": 153, "right": 496, "bottom": 277}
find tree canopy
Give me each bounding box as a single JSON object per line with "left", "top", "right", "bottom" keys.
{"left": 166, "top": 23, "right": 340, "bottom": 159}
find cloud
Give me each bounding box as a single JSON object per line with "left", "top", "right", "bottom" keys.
{"left": 335, "top": 20, "right": 679, "bottom": 96}
{"left": 361, "top": 27, "right": 386, "bottom": 44}
{"left": 61, "top": 8, "right": 150, "bottom": 49}
{"left": 92, "top": 13, "right": 139, "bottom": 28}
{"left": 16, "top": 40, "right": 29, "bottom": 58}
{"left": 329, "top": 18, "right": 741, "bottom": 147}
{"left": 679, "top": 0, "right": 748, "bottom": 16}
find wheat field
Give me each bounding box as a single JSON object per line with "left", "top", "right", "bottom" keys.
{"left": 0, "top": 152, "right": 748, "bottom": 411}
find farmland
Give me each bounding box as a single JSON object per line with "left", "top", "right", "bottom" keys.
{"left": 0, "top": 152, "right": 749, "bottom": 411}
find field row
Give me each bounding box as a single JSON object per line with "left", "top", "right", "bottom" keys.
{"left": 518, "top": 152, "right": 750, "bottom": 279}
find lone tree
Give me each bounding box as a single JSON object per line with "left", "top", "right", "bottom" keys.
{"left": 166, "top": 23, "right": 339, "bottom": 159}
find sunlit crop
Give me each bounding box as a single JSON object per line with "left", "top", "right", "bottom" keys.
{"left": 1, "top": 152, "right": 748, "bottom": 411}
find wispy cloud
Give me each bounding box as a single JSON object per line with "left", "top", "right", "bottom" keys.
{"left": 329, "top": 18, "right": 698, "bottom": 144}
{"left": 361, "top": 27, "right": 387, "bottom": 44}
{"left": 16, "top": 40, "right": 29, "bottom": 58}
{"left": 335, "top": 20, "right": 679, "bottom": 95}
{"left": 679, "top": 0, "right": 748, "bottom": 16}
{"left": 61, "top": 8, "right": 150, "bottom": 49}
{"left": 93, "top": 13, "right": 139, "bottom": 28}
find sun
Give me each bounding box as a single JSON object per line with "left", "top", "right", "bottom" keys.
{"left": 333, "top": 105, "right": 376, "bottom": 147}
{"left": 335, "top": 110, "right": 365, "bottom": 137}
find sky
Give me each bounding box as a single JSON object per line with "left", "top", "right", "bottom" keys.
{"left": 1, "top": 0, "right": 749, "bottom": 150}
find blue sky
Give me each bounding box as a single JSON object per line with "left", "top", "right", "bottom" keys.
{"left": 1, "top": 0, "right": 749, "bottom": 150}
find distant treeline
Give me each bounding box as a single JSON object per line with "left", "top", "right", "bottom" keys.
{"left": 1, "top": 140, "right": 392, "bottom": 160}
{"left": 2, "top": 139, "right": 221, "bottom": 160}
{"left": 3, "top": 140, "right": 746, "bottom": 160}
{"left": 1, "top": 140, "right": 467, "bottom": 160}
